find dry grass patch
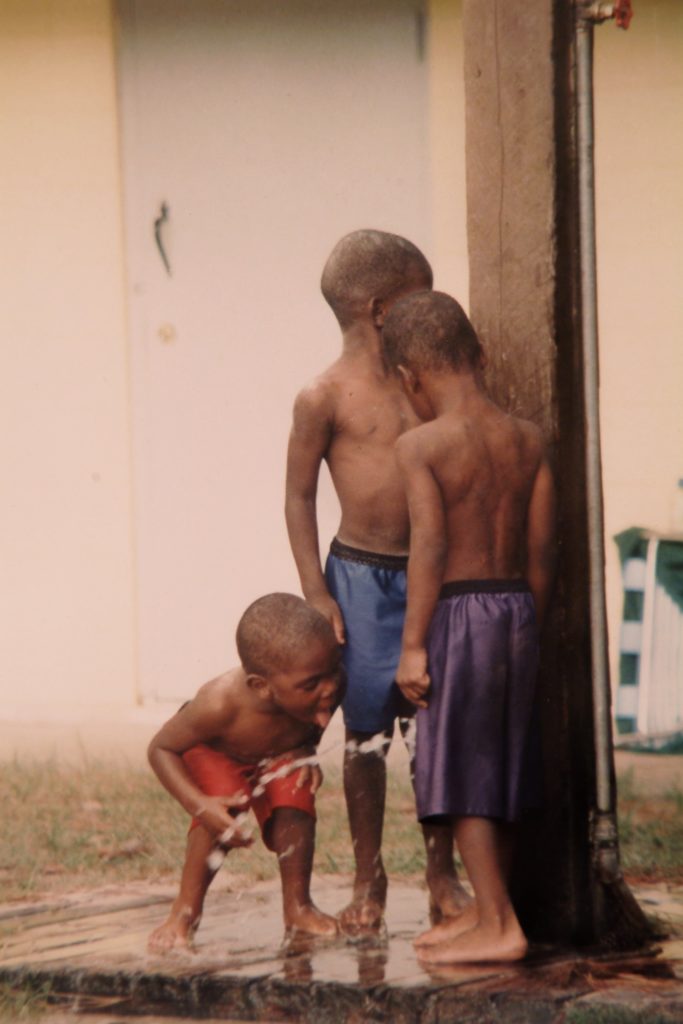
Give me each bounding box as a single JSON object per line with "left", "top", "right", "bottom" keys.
{"left": 617, "top": 767, "right": 683, "bottom": 884}
{"left": 1, "top": 758, "right": 680, "bottom": 903}
{"left": 0, "top": 759, "right": 427, "bottom": 902}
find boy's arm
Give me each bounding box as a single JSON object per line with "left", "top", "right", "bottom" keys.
{"left": 395, "top": 432, "right": 447, "bottom": 708}
{"left": 526, "top": 453, "right": 557, "bottom": 631}
{"left": 285, "top": 384, "right": 345, "bottom": 642}
{"left": 147, "top": 688, "right": 249, "bottom": 841}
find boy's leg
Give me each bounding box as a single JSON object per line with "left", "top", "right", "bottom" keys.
{"left": 268, "top": 807, "right": 338, "bottom": 936}
{"left": 148, "top": 825, "right": 220, "bottom": 952}
{"left": 418, "top": 816, "right": 527, "bottom": 964}
{"left": 339, "top": 726, "right": 392, "bottom": 933}
{"left": 422, "top": 822, "right": 471, "bottom": 922}
{"left": 398, "top": 715, "right": 471, "bottom": 924}
{"left": 415, "top": 816, "right": 513, "bottom": 947}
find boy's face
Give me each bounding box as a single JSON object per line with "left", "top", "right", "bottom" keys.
{"left": 266, "top": 635, "right": 344, "bottom": 731}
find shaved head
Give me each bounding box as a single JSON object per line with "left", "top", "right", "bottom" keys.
{"left": 321, "top": 229, "right": 432, "bottom": 329}
{"left": 236, "top": 593, "right": 336, "bottom": 676}
{"left": 383, "top": 290, "right": 482, "bottom": 374}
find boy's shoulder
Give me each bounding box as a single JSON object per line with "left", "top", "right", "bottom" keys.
{"left": 395, "top": 418, "right": 446, "bottom": 466}
{"left": 397, "top": 407, "right": 545, "bottom": 463}
{"left": 190, "top": 669, "right": 243, "bottom": 723}
{"left": 292, "top": 355, "right": 362, "bottom": 419}
{"left": 505, "top": 412, "right": 547, "bottom": 457}
{"left": 507, "top": 410, "right": 544, "bottom": 439}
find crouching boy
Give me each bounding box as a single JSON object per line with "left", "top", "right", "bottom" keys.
{"left": 147, "top": 593, "right": 343, "bottom": 951}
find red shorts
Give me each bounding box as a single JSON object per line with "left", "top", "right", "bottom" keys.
{"left": 181, "top": 744, "right": 316, "bottom": 851}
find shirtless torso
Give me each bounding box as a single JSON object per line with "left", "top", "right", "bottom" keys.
{"left": 286, "top": 346, "right": 419, "bottom": 572}
{"left": 171, "top": 671, "right": 321, "bottom": 765}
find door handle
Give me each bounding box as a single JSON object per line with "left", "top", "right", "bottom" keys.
{"left": 154, "top": 201, "right": 172, "bottom": 276}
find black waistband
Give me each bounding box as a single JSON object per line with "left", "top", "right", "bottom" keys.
{"left": 330, "top": 537, "right": 408, "bottom": 571}
{"left": 439, "top": 579, "right": 531, "bottom": 600}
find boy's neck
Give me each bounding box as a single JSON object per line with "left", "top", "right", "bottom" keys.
{"left": 340, "top": 320, "right": 384, "bottom": 360}
{"left": 423, "top": 369, "right": 486, "bottom": 417}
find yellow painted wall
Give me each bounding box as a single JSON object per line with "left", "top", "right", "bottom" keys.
{"left": 4, "top": 0, "right": 674, "bottom": 728}
{"left": 0, "top": 1, "right": 136, "bottom": 710}
{"left": 427, "top": 0, "right": 468, "bottom": 300}
{"left": 594, "top": 0, "right": 683, "bottom": 694}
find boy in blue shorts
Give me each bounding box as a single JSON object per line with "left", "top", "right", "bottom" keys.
{"left": 383, "top": 290, "right": 556, "bottom": 963}
{"left": 285, "top": 231, "right": 468, "bottom": 933}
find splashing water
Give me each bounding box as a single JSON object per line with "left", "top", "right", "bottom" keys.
{"left": 401, "top": 718, "right": 417, "bottom": 759}
{"left": 206, "top": 811, "right": 254, "bottom": 870}
{"left": 206, "top": 848, "right": 226, "bottom": 872}
{"left": 346, "top": 734, "right": 390, "bottom": 758}
{"left": 251, "top": 754, "right": 321, "bottom": 797}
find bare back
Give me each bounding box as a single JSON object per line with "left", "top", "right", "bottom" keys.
{"left": 424, "top": 401, "right": 544, "bottom": 581}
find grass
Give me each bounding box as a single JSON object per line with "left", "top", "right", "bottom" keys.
{"left": 0, "top": 981, "right": 52, "bottom": 1021}
{"left": 0, "top": 759, "right": 427, "bottom": 902}
{"left": 616, "top": 767, "right": 683, "bottom": 884}
{"left": 0, "top": 758, "right": 681, "bottom": 904}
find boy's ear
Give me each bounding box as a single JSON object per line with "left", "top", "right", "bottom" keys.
{"left": 370, "top": 297, "right": 387, "bottom": 328}
{"left": 245, "top": 672, "right": 270, "bottom": 696}
{"left": 397, "top": 364, "right": 419, "bottom": 394}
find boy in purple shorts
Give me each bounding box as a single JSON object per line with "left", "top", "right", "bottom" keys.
{"left": 286, "top": 231, "right": 468, "bottom": 933}
{"left": 383, "top": 291, "right": 556, "bottom": 963}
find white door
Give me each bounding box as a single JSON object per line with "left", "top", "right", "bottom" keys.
{"left": 118, "top": 0, "right": 431, "bottom": 701}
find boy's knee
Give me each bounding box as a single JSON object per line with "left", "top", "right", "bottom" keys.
{"left": 264, "top": 806, "right": 315, "bottom": 851}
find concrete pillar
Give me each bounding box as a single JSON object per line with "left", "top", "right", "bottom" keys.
{"left": 462, "top": 0, "right": 649, "bottom": 946}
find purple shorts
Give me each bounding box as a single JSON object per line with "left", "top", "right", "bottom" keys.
{"left": 415, "top": 580, "right": 541, "bottom": 824}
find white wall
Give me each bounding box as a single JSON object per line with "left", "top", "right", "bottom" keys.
{"left": 0, "top": 0, "right": 137, "bottom": 711}
{"left": 595, "top": 0, "right": 683, "bottom": 694}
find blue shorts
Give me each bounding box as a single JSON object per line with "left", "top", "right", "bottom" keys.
{"left": 324, "top": 538, "right": 407, "bottom": 734}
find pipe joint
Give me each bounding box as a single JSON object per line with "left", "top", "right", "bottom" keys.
{"left": 577, "top": 1, "right": 633, "bottom": 28}
{"left": 590, "top": 810, "right": 622, "bottom": 884}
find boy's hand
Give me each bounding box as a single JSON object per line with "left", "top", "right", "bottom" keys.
{"left": 195, "top": 793, "right": 252, "bottom": 845}
{"left": 396, "top": 648, "right": 430, "bottom": 708}
{"left": 295, "top": 761, "right": 324, "bottom": 794}
{"left": 309, "top": 593, "right": 346, "bottom": 644}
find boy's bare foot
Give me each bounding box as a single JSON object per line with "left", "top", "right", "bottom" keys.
{"left": 427, "top": 873, "right": 472, "bottom": 925}
{"left": 417, "top": 920, "right": 528, "bottom": 964}
{"left": 148, "top": 906, "right": 199, "bottom": 953}
{"left": 285, "top": 902, "right": 339, "bottom": 937}
{"left": 338, "top": 874, "right": 387, "bottom": 935}
{"left": 416, "top": 900, "right": 478, "bottom": 947}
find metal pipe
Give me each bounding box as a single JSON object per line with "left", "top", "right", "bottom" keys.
{"left": 575, "top": 10, "right": 613, "bottom": 818}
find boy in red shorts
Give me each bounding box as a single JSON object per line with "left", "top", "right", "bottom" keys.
{"left": 147, "top": 593, "right": 343, "bottom": 952}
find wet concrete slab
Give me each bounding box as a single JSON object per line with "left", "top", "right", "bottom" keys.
{"left": 1, "top": 877, "right": 683, "bottom": 1022}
